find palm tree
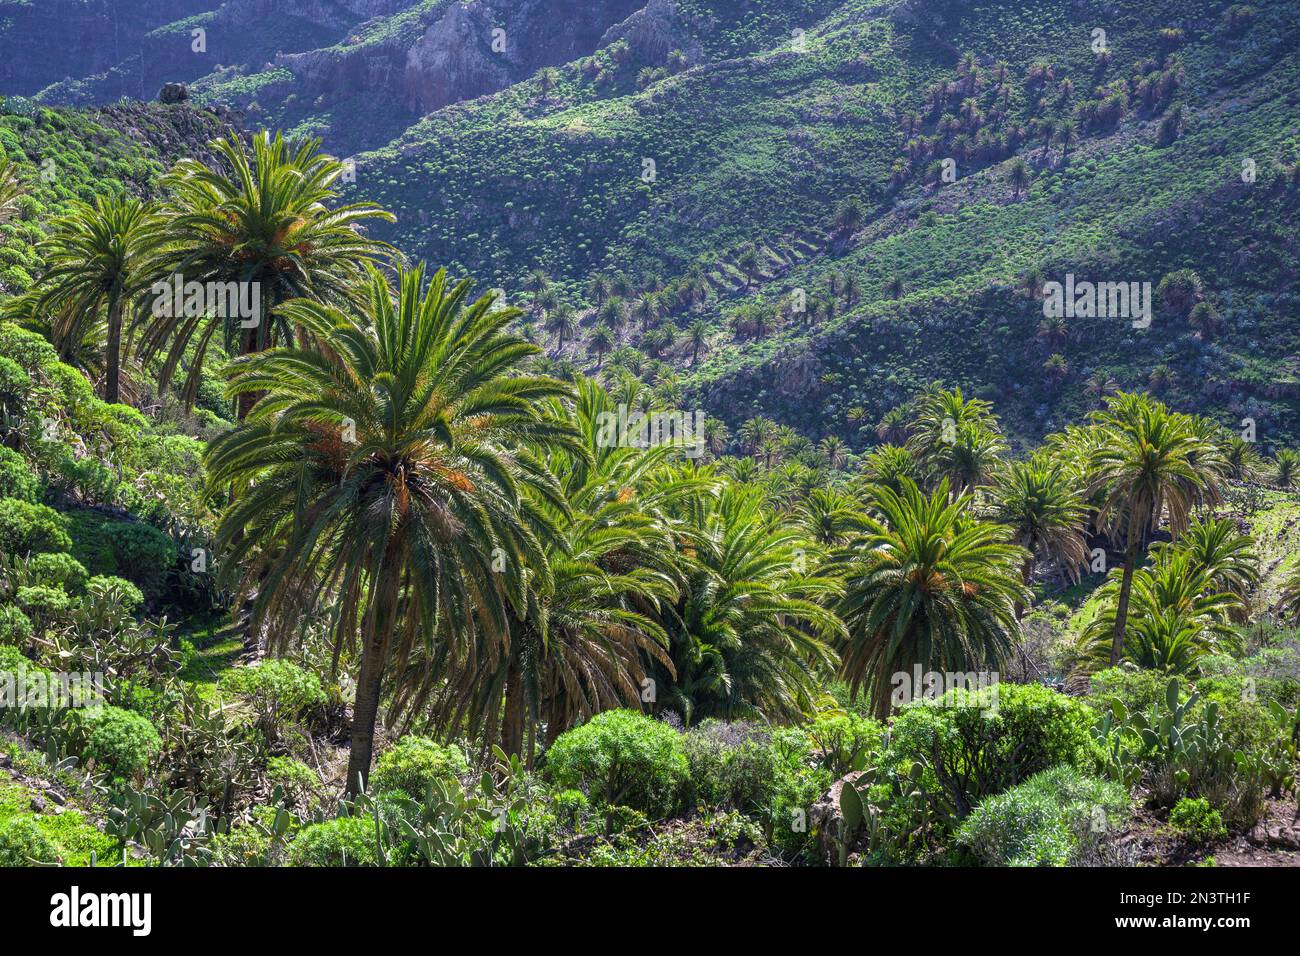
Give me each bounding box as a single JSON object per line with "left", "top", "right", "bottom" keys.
{"left": 414, "top": 379, "right": 691, "bottom": 758}
{"left": 1273, "top": 449, "right": 1300, "bottom": 489}
{"left": 1006, "top": 157, "right": 1031, "bottom": 198}
{"left": 1152, "top": 516, "right": 1258, "bottom": 611}
{"left": 1222, "top": 435, "right": 1262, "bottom": 482}
{"left": 736, "top": 246, "right": 761, "bottom": 290}
{"left": 1081, "top": 552, "right": 1241, "bottom": 674}
{"left": 989, "top": 459, "right": 1090, "bottom": 616}
{"left": 686, "top": 318, "right": 710, "bottom": 364}
{"left": 1088, "top": 393, "right": 1226, "bottom": 665}
{"left": 654, "top": 481, "right": 842, "bottom": 724}
{"left": 136, "top": 131, "right": 394, "bottom": 417}
{"left": 546, "top": 301, "right": 578, "bottom": 349}
{"left": 524, "top": 268, "right": 551, "bottom": 316}
{"left": 838, "top": 479, "right": 1028, "bottom": 719}
{"left": 589, "top": 322, "right": 614, "bottom": 364}
{"left": 203, "top": 264, "right": 578, "bottom": 794}
{"left": 27, "top": 196, "right": 156, "bottom": 404}
{"left": 0, "top": 156, "right": 23, "bottom": 224}
{"left": 797, "top": 486, "right": 870, "bottom": 546}
{"left": 819, "top": 435, "right": 847, "bottom": 470}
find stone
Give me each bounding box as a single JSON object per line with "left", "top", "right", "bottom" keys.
{"left": 159, "top": 82, "right": 190, "bottom": 104}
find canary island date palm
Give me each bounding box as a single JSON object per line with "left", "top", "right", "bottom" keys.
{"left": 204, "top": 263, "right": 577, "bottom": 794}
{"left": 989, "top": 458, "right": 1091, "bottom": 613}
{"left": 838, "top": 478, "right": 1028, "bottom": 719}
{"left": 136, "top": 131, "right": 394, "bottom": 417}
{"left": 1080, "top": 551, "right": 1241, "bottom": 674}
{"left": 653, "top": 479, "right": 843, "bottom": 724}
{"left": 0, "top": 156, "right": 23, "bottom": 224}
{"left": 1088, "top": 393, "right": 1225, "bottom": 666}
{"left": 406, "top": 378, "right": 708, "bottom": 759}
{"left": 25, "top": 196, "right": 156, "bottom": 404}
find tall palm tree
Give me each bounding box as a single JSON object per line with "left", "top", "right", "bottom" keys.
{"left": 0, "top": 156, "right": 23, "bottom": 224}
{"left": 819, "top": 435, "right": 847, "bottom": 470}
{"left": 136, "top": 131, "right": 394, "bottom": 417}
{"left": 1081, "top": 551, "right": 1241, "bottom": 674}
{"left": 1088, "top": 393, "right": 1225, "bottom": 665}
{"left": 838, "top": 478, "right": 1028, "bottom": 719}
{"left": 203, "top": 264, "right": 578, "bottom": 794}
{"left": 989, "top": 459, "right": 1090, "bottom": 612}
{"left": 411, "top": 379, "right": 696, "bottom": 759}
{"left": 524, "top": 268, "right": 551, "bottom": 316}
{"left": 1006, "top": 157, "right": 1031, "bottom": 198}
{"left": 545, "top": 301, "right": 578, "bottom": 349}
{"left": 27, "top": 196, "right": 156, "bottom": 404}
{"left": 686, "top": 318, "right": 710, "bottom": 364}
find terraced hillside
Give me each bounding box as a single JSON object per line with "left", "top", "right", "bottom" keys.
{"left": 338, "top": 0, "right": 1300, "bottom": 449}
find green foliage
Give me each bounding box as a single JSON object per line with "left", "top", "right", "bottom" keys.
{"left": 78, "top": 706, "right": 162, "bottom": 777}
{"left": 371, "top": 737, "right": 469, "bottom": 801}
{"left": 285, "top": 816, "right": 380, "bottom": 867}
{"left": 805, "top": 711, "right": 886, "bottom": 777}
{"left": 220, "top": 660, "right": 325, "bottom": 743}
{"left": 0, "top": 605, "right": 33, "bottom": 645}
{"left": 955, "top": 765, "right": 1131, "bottom": 866}
{"left": 0, "top": 815, "right": 58, "bottom": 866}
{"left": 0, "top": 447, "right": 38, "bottom": 502}
{"left": 1168, "top": 796, "right": 1227, "bottom": 843}
{"left": 26, "top": 551, "right": 88, "bottom": 593}
{"left": 545, "top": 710, "right": 689, "bottom": 818}
{"left": 0, "top": 497, "right": 72, "bottom": 555}
{"left": 887, "top": 682, "right": 1097, "bottom": 819}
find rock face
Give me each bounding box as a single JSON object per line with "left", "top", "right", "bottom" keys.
{"left": 159, "top": 83, "right": 191, "bottom": 104}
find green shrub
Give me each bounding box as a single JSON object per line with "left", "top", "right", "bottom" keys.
{"left": 222, "top": 660, "right": 324, "bottom": 716}
{"left": 545, "top": 710, "right": 689, "bottom": 818}
{"left": 102, "top": 521, "right": 175, "bottom": 599}
{"left": 0, "top": 447, "right": 37, "bottom": 502}
{"left": 85, "top": 575, "right": 145, "bottom": 613}
{"left": 1169, "top": 796, "right": 1228, "bottom": 843}
{"left": 0, "top": 497, "right": 71, "bottom": 555}
{"left": 79, "top": 706, "right": 162, "bottom": 776}
{"left": 286, "top": 816, "right": 380, "bottom": 867}
{"left": 27, "top": 552, "right": 88, "bottom": 593}
{"left": 552, "top": 789, "right": 590, "bottom": 828}
{"left": 221, "top": 660, "right": 326, "bottom": 744}
{"left": 955, "top": 765, "right": 1131, "bottom": 866}
{"left": 0, "top": 816, "right": 58, "bottom": 866}
{"left": 267, "top": 756, "right": 320, "bottom": 800}
{"left": 371, "top": 736, "right": 468, "bottom": 800}
{"left": 0, "top": 605, "right": 32, "bottom": 645}
{"left": 684, "top": 721, "right": 810, "bottom": 816}
{"left": 887, "top": 682, "right": 1097, "bottom": 819}
{"left": 15, "top": 584, "right": 71, "bottom": 627}
{"left": 805, "top": 711, "right": 886, "bottom": 776}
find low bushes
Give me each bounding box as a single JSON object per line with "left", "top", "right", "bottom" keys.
{"left": 887, "top": 682, "right": 1097, "bottom": 819}
{"left": 286, "top": 817, "right": 379, "bottom": 867}
{"left": 370, "top": 737, "right": 468, "bottom": 800}
{"left": 545, "top": 710, "right": 688, "bottom": 818}
{"left": 78, "top": 706, "right": 162, "bottom": 777}
{"left": 1168, "top": 797, "right": 1227, "bottom": 843}
{"left": 955, "top": 765, "right": 1131, "bottom": 866}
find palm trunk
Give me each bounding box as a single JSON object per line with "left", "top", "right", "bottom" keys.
{"left": 1109, "top": 512, "right": 1144, "bottom": 667}
{"left": 501, "top": 654, "right": 525, "bottom": 758}
{"left": 344, "top": 561, "right": 401, "bottom": 797}
{"left": 104, "top": 292, "right": 124, "bottom": 405}
{"left": 1015, "top": 554, "right": 1033, "bottom": 621}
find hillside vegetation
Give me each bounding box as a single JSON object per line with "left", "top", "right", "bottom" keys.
{"left": 0, "top": 0, "right": 1298, "bottom": 870}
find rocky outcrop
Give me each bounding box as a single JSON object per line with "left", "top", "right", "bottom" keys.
{"left": 599, "top": 0, "right": 702, "bottom": 66}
